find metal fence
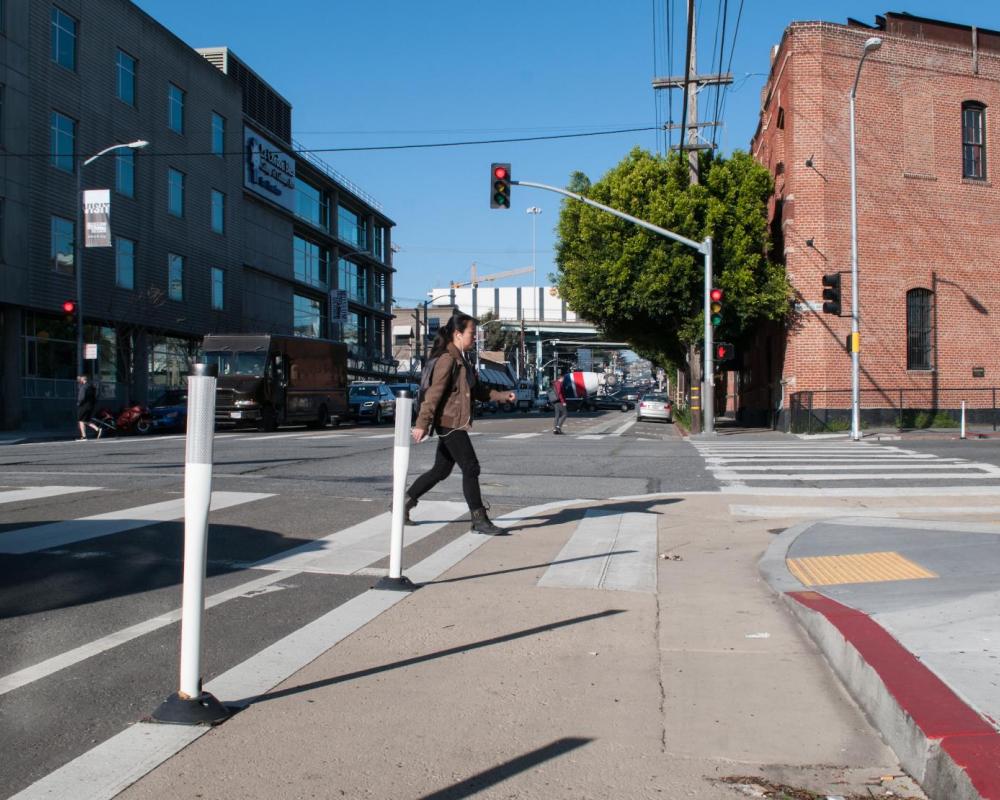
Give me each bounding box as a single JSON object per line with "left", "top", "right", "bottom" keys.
{"left": 789, "top": 387, "right": 1000, "bottom": 433}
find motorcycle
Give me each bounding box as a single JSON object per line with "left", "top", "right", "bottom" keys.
{"left": 92, "top": 404, "right": 153, "bottom": 436}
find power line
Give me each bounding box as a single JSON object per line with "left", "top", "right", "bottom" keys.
{"left": 716, "top": 0, "right": 745, "bottom": 136}
{"left": 711, "top": 0, "right": 729, "bottom": 149}
{"left": 4, "top": 126, "right": 660, "bottom": 160}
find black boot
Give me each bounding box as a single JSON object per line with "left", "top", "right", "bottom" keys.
{"left": 403, "top": 494, "right": 418, "bottom": 525}
{"left": 471, "top": 507, "right": 508, "bottom": 536}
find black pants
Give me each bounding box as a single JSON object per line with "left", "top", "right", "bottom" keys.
{"left": 407, "top": 428, "right": 484, "bottom": 511}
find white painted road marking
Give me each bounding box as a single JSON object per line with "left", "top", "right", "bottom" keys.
{"left": 0, "top": 486, "right": 101, "bottom": 505}
{"left": 503, "top": 432, "right": 542, "bottom": 439}
{"left": 539, "top": 508, "right": 657, "bottom": 593}
{"left": 0, "top": 492, "right": 273, "bottom": 554}
{"left": 612, "top": 418, "right": 637, "bottom": 436}
{"left": 730, "top": 503, "right": 1000, "bottom": 518}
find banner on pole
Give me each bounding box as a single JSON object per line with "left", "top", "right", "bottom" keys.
{"left": 83, "top": 189, "right": 112, "bottom": 248}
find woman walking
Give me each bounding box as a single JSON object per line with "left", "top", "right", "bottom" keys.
{"left": 406, "top": 313, "right": 515, "bottom": 535}
{"left": 75, "top": 375, "right": 101, "bottom": 440}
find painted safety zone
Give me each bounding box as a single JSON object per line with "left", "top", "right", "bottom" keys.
{"left": 539, "top": 507, "right": 657, "bottom": 593}
{"left": 787, "top": 551, "right": 938, "bottom": 586}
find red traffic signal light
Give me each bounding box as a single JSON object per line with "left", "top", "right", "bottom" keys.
{"left": 710, "top": 288, "right": 723, "bottom": 303}
{"left": 490, "top": 162, "right": 512, "bottom": 209}
{"left": 714, "top": 341, "right": 734, "bottom": 363}
{"left": 62, "top": 300, "right": 76, "bottom": 314}
{"left": 710, "top": 287, "right": 723, "bottom": 326}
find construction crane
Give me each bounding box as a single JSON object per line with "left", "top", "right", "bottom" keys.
{"left": 450, "top": 262, "right": 533, "bottom": 289}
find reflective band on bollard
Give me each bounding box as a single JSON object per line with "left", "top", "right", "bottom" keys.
{"left": 377, "top": 391, "right": 418, "bottom": 591}
{"left": 151, "top": 362, "right": 230, "bottom": 725}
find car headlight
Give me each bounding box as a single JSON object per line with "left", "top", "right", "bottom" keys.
{"left": 363, "top": 401, "right": 375, "bottom": 407}
{"left": 234, "top": 399, "right": 255, "bottom": 407}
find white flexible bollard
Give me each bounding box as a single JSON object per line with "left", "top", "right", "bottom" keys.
{"left": 378, "top": 390, "right": 417, "bottom": 591}
{"left": 152, "top": 362, "right": 230, "bottom": 725}
{"left": 961, "top": 400, "right": 967, "bottom": 440}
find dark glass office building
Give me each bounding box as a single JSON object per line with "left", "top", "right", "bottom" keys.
{"left": 0, "top": 0, "right": 394, "bottom": 430}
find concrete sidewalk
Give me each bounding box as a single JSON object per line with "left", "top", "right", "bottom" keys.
{"left": 762, "top": 516, "right": 1000, "bottom": 800}
{"left": 109, "top": 494, "right": 922, "bottom": 800}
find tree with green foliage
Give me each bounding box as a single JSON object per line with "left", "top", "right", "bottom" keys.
{"left": 554, "top": 148, "right": 788, "bottom": 371}
{"left": 477, "top": 311, "right": 520, "bottom": 355}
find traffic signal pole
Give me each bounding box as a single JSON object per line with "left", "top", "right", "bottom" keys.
{"left": 510, "top": 179, "right": 715, "bottom": 434}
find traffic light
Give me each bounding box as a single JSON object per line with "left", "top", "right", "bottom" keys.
{"left": 710, "top": 288, "right": 723, "bottom": 326}
{"left": 490, "top": 163, "right": 511, "bottom": 209}
{"left": 62, "top": 300, "right": 76, "bottom": 320}
{"left": 822, "top": 273, "right": 842, "bottom": 315}
{"left": 714, "top": 341, "right": 735, "bottom": 364}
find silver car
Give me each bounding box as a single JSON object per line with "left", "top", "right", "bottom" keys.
{"left": 636, "top": 392, "right": 672, "bottom": 423}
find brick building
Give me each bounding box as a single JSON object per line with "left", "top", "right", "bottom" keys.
{"left": 745, "top": 12, "right": 1000, "bottom": 430}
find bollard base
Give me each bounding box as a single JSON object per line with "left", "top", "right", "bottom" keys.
{"left": 151, "top": 691, "right": 231, "bottom": 726}
{"left": 375, "top": 575, "right": 420, "bottom": 591}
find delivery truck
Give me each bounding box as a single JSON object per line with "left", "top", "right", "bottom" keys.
{"left": 201, "top": 334, "right": 348, "bottom": 431}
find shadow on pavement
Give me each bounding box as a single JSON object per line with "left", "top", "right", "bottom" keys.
{"left": 425, "top": 550, "right": 638, "bottom": 585}
{"left": 416, "top": 737, "right": 593, "bottom": 800}
{"left": 237, "top": 609, "right": 625, "bottom": 707}
{"left": 507, "top": 498, "right": 682, "bottom": 533}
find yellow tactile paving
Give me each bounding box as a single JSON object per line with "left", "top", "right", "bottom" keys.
{"left": 786, "top": 551, "right": 937, "bottom": 587}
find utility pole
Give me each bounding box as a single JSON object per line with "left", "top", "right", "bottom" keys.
{"left": 650, "top": 0, "right": 730, "bottom": 434}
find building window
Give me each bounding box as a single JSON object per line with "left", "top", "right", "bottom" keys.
{"left": 211, "top": 267, "right": 224, "bottom": 310}
{"left": 962, "top": 102, "right": 986, "bottom": 180}
{"left": 906, "top": 288, "right": 933, "bottom": 370}
{"left": 116, "top": 50, "right": 136, "bottom": 105}
{"left": 293, "top": 294, "right": 323, "bottom": 338}
{"left": 338, "top": 205, "right": 367, "bottom": 249}
{"left": 51, "top": 7, "right": 77, "bottom": 71}
{"left": 211, "top": 112, "right": 225, "bottom": 156}
{"left": 167, "top": 83, "right": 185, "bottom": 133}
{"left": 116, "top": 236, "right": 135, "bottom": 289}
{"left": 293, "top": 235, "right": 329, "bottom": 288}
{"left": 168, "top": 253, "right": 184, "bottom": 301}
{"left": 296, "top": 179, "right": 329, "bottom": 230}
{"left": 338, "top": 258, "right": 368, "bottom": 303}
{"left": 211, "top": 189, "right": 225, "bottom": 233}
{"left": 51, "top": 215, "right": 74, "bottom": 275}
{"left": 50, "top": 111, "right": 75, "bottom": 172}
{"left": 374, "top": 271, "right": 386, "bottom": 305}
{"left": 116, "top": 148, "right": 134, "bottom": 197}
{"left": 0, "top": 198, "right": 5, "bottom": 261}
{"left": 167, "top": 168, "right": 184, "bottom": 217}
{"left": 374, "top": 224, "right": 385, "bottom": 261}
{"left": 0, "top": 85, "right": 5, "bottom": 147}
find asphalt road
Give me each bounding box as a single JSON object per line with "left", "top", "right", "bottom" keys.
{"left": 0, "top": 408, "right": 700, "bottom": 797}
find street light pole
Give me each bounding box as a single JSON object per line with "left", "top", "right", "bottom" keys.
{"left": 74, "top": 139, "right": 149, "bottom": 378}
{"left": 849, "top": 36, "right": 881, "bottom": 442}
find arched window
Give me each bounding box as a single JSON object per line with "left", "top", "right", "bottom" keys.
{"left": 962, "top": 101, "right": 986, "bottom": 179}
{"left": 906, "top": 288, "right": 933, "bottom": 370}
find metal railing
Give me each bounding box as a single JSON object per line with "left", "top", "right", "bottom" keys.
{"left": 292, "top": 138, "right": 383, "bottom": 212}
{"left": 789, "top": 387, "right": 1000, "bottom": 433}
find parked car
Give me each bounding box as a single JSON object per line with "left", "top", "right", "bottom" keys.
{"left": 636, "top": 392, "right": 673, "bottom": 423}
{"left": 617, "top": 386, "right": 642, "bottom": 403}
{"left": 389, "top": 382, "right": 421, "bottom": 421}
{"left": 349, "top": 382, "right": 396, "bottom": 424}
{"left": 474, "top": 399, "right": 499, "bottom": 416}
{"left": 593, "top": 392, "right": 634, "bottom": 412}
{"left": 148, "top": 389, "right": 188, "bottom": 432}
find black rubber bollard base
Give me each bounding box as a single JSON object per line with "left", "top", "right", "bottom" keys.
{"left": 151, "top": 691, "right": 231, "bottom": 726}
{"left": 374, "top": 575, "right": 420, "bottom": 591}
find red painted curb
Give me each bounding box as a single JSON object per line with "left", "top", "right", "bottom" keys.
{"left": 789, "top": 591, "right": 1000, "bottom": 799}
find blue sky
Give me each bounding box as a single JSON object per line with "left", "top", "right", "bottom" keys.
{"left": 135, "top": 1, "right": 1000, "bottom": 306}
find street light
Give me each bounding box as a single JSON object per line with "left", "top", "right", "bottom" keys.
{"left": 526, "top": 206, "right": 542, "bottom": 392}
{"left": 75, "top": 139, "right": 149, "bottom": 378}
{"left": 848, "top": 36, "right": 881, "bottom": 441}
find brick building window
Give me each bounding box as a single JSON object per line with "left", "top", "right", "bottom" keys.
{"left": 906, "top": 288, "right": 933, "bottom": 371}
{"left": 962, "top": 102, "right": 986, "bottom": 180}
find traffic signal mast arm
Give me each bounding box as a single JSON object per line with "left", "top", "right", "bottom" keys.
{"left": 509, "top": 177, "right": 717, "bottom": 435}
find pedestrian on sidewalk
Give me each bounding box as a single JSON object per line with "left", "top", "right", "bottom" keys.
{"left": 552, "top": 371, "right": 568, "bottom": 434}
{"left": 406, "top": 313, "right": 516, "bottom": 535}
{"left": 75, "top": 375, "right": 101, "bottom": 441}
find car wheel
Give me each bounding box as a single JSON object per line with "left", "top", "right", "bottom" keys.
{"left": 620, "top": 403, "right": 629, "bottom": 412}
{"left": 502, "top": 402, "right": 513, "bottom": 413}
{"left": 331, "top": 416, "right": 341, "bottom": 428}
{"left": 375, "top": 407, "right": 384, "bottom": 425}
{"left": 313, "top": 405, "right": 330, "bottom": 429}
{"left": 136, "top": 418, "right": 153, "bottom": 435}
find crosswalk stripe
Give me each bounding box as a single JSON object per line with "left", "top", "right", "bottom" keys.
{"left": 713, "top": 471, "right": 1000, "bottom": 482}
{"left": 251, "top": 501, "right": 467, "bottom": 575}
{"left": 538, "top": 509, "right": 657, "bottom": 593}
{"left": 0, "top": 492, "right": 273, "bottom": 554}
{"left": 576, "top": 434, "right": 605, "bottom": 440}
{"left": 715, "top": 463, "right": 983, "bottom": 472}
{"left": 0, "top": 486, "right": 101, "bottom": 505}
{"left": 612, "top": 418, "right": 637, "bottom": 436}
{"left": 730, "top": 503, "right": 1000, "bottom": 518}
{"left": 503, "top": 432, "right": 542, "bottom": 439}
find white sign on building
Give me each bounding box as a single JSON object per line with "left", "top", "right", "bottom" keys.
{"left": 244, "top": 126, "right": 296, "bottom": 212}
{"left": 83, "top": 189, "right": 111, "bottom": 248}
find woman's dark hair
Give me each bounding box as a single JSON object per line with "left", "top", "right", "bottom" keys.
{"left": 429, "top": 312, "right": 476, "bottom": 358}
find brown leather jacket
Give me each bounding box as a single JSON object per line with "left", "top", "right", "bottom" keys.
{"left": 415, "top": 343, "right": 508, "bottom": 432}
